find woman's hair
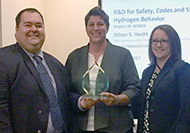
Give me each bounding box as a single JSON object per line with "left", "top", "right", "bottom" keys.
{"left": 148, "top": 24, "right": 181, "bottom": 64}
{"left": 85, "top": 6, "right": 109, "bottom": 30}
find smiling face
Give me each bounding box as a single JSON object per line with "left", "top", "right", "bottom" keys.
{"left": 151, "top": 29, "right": 171, "bottom": 62}
{"left": 86, "top": 16, "right": 108, "bottom": 44}
{"left": 15, "top": 11, "right": 45, "bottom": 54}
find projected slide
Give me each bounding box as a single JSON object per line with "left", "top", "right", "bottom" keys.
{"left": 101, "top": 0, "right": 190, "bottom": 77}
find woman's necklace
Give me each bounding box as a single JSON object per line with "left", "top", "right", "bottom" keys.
{"left": 156, "top": 64, "right": 161, "bottom": 71}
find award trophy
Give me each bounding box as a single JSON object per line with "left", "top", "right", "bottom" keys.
{"left": 81, "top": 61, "right": 109, "bottom": 99}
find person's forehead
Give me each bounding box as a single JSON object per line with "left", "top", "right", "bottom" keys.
{"left": 153, "top": 29, "right": 168, "bottom": 37}
{"left": 88, "top": 16, "right": 104, "bottom": 22}
{"left": 20, "top": 11, "right": 43, "bottom": 22}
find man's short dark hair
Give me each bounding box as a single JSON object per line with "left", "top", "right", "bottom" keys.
{"left": 15, "top": 8, "right": 44, "bottom": 27}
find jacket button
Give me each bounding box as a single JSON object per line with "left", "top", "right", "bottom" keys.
{"left": 38, "top": 110, "right": 42, "bottom": 114}
{"left": 37, "top": 130, "right": 41, "bottom": 133}
{"left": 150, "top": 108, "right": 154, "bottom": 112}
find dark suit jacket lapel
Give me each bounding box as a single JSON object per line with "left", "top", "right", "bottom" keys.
{"left": 79, "top": 45, "right": 89, "bottom": 78}
{"left": 15, "top": 43, "right": 44, "bottom": 92}
{"left": 100, "top": 41, "right": 113, "bottom": 76}
{"left": 151, "top": 57, "right": 176, "bottom": 93}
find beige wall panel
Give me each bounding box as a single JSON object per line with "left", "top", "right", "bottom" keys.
{"left": 1, "top": 0, "right": 98, "bottom": 64}
{"left": 45, "top": 0, "right": 98, "bottom": 64}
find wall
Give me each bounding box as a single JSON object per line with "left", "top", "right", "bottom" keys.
{"left": 0, "top": 0, "right": 2, "bottom": 47}
{"left": 45, "top": 0, "right": 98, "bottom": 63}
{"left": 1, "top": 0, "right": 98, "bottom": 64}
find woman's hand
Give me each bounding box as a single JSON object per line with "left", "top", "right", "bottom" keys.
{"left": 100, "top": 92, "right": 130, "bottom": 106}
{"left": 80, "top": 96, "right": 99, "bottom": 109}
{"left": 100, "top": 92, "right": 119, "bottom": 106}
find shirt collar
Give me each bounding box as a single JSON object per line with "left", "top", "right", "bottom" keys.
{"left": 18, "top": 43, "right": 44, "bottom": 60}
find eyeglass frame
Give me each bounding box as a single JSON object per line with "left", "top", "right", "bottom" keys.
{"left": 151, "top": 39, "right": 169, "bottom": 45}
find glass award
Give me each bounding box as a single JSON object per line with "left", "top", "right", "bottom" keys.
{"left": 81, "top": 61, "right": 109, "bottom": 99}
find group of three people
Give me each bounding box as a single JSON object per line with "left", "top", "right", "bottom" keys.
{"left": 0, "top": 6, "right": 189, "bottom": 133}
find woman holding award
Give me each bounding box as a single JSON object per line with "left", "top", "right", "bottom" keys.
{"left": 65, "top": 6, "right": 139, "bottom": 133}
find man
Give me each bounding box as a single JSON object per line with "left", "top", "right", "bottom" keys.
{"left": 0, "top": 8, "right": 70, "bottom": 132}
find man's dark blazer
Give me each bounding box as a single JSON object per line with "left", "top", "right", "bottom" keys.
{"left": 0, "top": 43, "right": 71, "bottom": 133}
{"left": 137, "top": 57, "right": 190, "bottom": 132}
{"left": 65, "top": 40, "right": 140, "bottom": 132}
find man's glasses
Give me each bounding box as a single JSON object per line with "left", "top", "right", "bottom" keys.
{"left": 151, "top": 39, "right": 169, "bottom": 45}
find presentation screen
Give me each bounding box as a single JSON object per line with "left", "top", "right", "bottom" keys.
{"left": 101, "top": 0, "right": 190, "bottom": 78}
